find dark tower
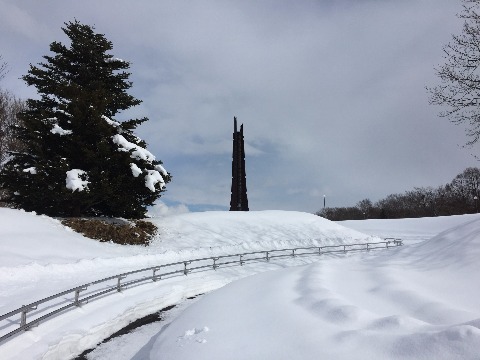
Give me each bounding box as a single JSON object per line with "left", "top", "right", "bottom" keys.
{"left": 230, "top": 117, "right": 249, "bottom": 211}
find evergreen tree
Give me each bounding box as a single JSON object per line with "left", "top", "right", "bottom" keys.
{"left": 0, "top": 21, "right": 171, "bottom": 218}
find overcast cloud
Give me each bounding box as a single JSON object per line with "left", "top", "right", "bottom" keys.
{"left": 0, "top": 0, "right": 476, "bottom": 212}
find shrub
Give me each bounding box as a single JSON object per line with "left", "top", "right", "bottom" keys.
{"left": 61, "top": 218, "right": 157, "bottom": 246}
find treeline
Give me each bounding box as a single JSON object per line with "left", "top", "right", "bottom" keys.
{"left": 317, "top": 167, "right": 480, "bottom": 220}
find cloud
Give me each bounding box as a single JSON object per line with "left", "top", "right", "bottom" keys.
{"left": 147, "top": 201, "right": 189, "bottom": 218}
{"left": 0, "top": 2, "right": 52, "bottom": 42}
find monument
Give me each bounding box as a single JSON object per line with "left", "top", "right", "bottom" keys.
{"left": 230, "top": 117, "right": 249, "bottom": 211}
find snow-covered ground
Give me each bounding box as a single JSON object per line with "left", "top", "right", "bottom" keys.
{"left": 340, "top": 213, "right": 480, "bottom": 244}
{"left": 1, "top": 209, "right": 479, "bottom": 359}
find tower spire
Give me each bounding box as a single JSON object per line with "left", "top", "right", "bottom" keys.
{"left": 230, "top": 117, "right": 249, "bottom": 211}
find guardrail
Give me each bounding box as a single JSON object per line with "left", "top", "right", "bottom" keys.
{"left": 0, "top": 238, "right": 402, "bottom": 344}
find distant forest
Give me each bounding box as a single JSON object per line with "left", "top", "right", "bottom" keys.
{"left": 317, "top": 167, "right": 480, "bottom": 221}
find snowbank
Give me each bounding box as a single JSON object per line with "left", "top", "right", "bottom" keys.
{"left": 0, "top": 209, "right": 141, "bottom": 267}
{"left": 340, "top": 213, "right": 480, "bottom": 243}
{"left": 2, "top": 209, "right": 479, "bottom": 359}
{"left": 149, "top": 215, "right": 480, "bottom": 360}
{"left": 0, "top": 208, "right": 376, "bottom": 360}
{"left": 150, "top": 210, "right": 380, "bottom": 255}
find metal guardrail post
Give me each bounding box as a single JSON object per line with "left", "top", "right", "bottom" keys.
{"left": 184, "top": 261, "right": 190, "bottom": 275}
{"left": 20, "top": 307, "right": 27, "bottom": 328}
{"left": 152, "top": 267, "right": 161, "bottom": 282}
{"left": 213, "top": 257, "right": 219, "bottom": 270}
{"left": 19, "top": 305, "right": 36, "bottom": 329}
{"left": 74, "top": 289, "right": 81, "bottom": 306}
{"left": 117, "top": 276, "right": 126, "bottom": 292}
{"left": 239, "top": 254, "right": 244, "bottom": 266}
{"left": 265, "top": 251, "right": 270, "bottom": 262}
{"left": 74, "top": 287, "right": 87, "bottom": 306}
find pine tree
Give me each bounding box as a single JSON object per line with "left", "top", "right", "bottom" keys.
{"left": 0, "top": 20, "right": 171, "bottom": 218}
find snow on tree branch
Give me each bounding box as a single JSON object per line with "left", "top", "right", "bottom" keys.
{"left": 102, "top": 115, "right": 121, "bottom": 127}
{"left": 23, "top": 167, "right": 37, "bottom": 174}
{"left": 145, "top": 170, "right": 165, "bottom": 192}
{"left": 130, "top": 163, "right": 142, "bottom": 177}
{"left": 65, "top": 169, "right": 89, "bottom": 192}
{"left": 112, "top": 134, "right": 155, "bottom": 162}
{"left": 51, "top": 124, "right": 73, "bottom": 135}
{"left": 155, "top": 164, "right": 168, "bottom": 176}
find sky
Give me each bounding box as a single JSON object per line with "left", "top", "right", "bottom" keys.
{"left": 0, "top": 0, "right": 477, "bottom": 213}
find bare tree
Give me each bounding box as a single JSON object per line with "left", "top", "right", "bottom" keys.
{"left": 429, "top": 0, "right": 480, "bottom": 144}
{"left": 0, "top": 89, "right": 25, "bottom": 205}
{"left": 450, "top": 167, "right": 480, "bottom": 201}
{"left": 356, "top": 198, "right": 373, "bottom": 219}
{"left": 0, "top": 90, "right": 24, "bottom": 165}
{"left": 0, "top": 55, "right": 7, "bottom": 82}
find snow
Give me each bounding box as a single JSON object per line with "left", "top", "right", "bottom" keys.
{"left": 147, "top": 201, "right": 189, "bottom": 217}
{"left": 50, "top": 124, "right": 72, "bottom": 135}
{"left": 145, "top": 170, "right": 165, "bottom": 191}
{"left": 22, "top": 167, "right": 37, "bottom": 174}
{"left": 130, "top": 163, "right": 142, "bottom": 177}
{"left": 55, "top": 109, "right": 72, "bottom": 117}
{"left": 111, "top": 134, "right": 169, "bottom": 192}
{"left": 112, "top": 134, "right": 155, "bottom": 162}
{"left": 0, "top": 210, "right": 479, "bottom": 359}
{"left": 65, "top": 169, "right": 89, "bottom": 192}
{"left": 150, "top": 215, "right": 480, "bottom": 360}
{"left": 339, "top": 213, "right": 480, "bottom": 244}
{"left": 154, "top": 164, "right": 168, "bottom": 176}
{"left": 107, "top": 57, "right": 126, "bottom": 63}
{"left": 102, "top": 115, "right": 120, "bottom": 127}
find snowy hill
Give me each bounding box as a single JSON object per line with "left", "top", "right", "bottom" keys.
{"left": 150, "top": 215, "right": 480, "bottom": 360}
{"left": 0, "top": 209, "right": 479, "bottom": 359}
{"left": 151, "top": 210, "right": 381, "bottom": 255}
{"left": 0, "top": 208, "right": 378, "bottom": 359}
{"left": 340, "top": 213, "right": 480, "bottom": 244}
